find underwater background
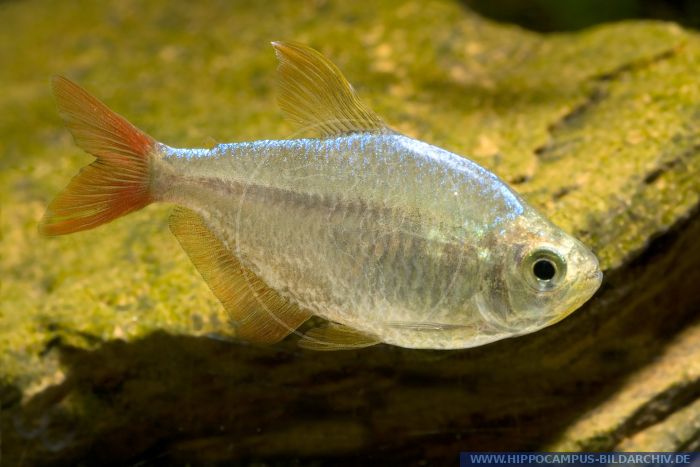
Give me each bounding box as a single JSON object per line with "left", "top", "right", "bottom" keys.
{"left": 465, "top": 0, "right": 700, "bottom": 31}
{"left": 1, "top": 0, "right": 699, "bottom": 465}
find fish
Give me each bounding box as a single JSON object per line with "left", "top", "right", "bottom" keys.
{"left": 41, "top": 41, "right": 603, "bottom": 350}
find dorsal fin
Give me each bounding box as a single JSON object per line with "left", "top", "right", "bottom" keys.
{"left": 271, "top": 41, "right": 388, "bottom": 137}
{"left": 298, "top": 322, "right": 380, "bottom": 351}
{"left": 169, "top": 207, "right": 312, "bottom": 343}
{"left": 203, "top": 136, "right": 218, "bottom": 150}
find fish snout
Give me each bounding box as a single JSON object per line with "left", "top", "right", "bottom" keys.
{"left": 587, "top": 268, "right": 603, "bottom": 285}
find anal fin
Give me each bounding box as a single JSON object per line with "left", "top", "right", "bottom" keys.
{"left": 298, "top": 322, "right": 380, "bottom": 351}
{"left": 169, "top": 207, "right": 312, "bottom": 344}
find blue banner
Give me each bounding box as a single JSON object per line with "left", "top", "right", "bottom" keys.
{"left": 460, "top": 452, "right": 700, "bottom": 467}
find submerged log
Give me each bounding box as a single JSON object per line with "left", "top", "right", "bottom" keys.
{"left": 1, "top": 0, "right": 699, "bottom": 465}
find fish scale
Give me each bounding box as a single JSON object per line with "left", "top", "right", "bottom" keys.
{"left": 157, "top": 135, "right": 495, "bottom": 337}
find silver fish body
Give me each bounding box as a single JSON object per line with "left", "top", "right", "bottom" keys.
{"left": 156, "top": 133, "right": 600, "bottom": 348}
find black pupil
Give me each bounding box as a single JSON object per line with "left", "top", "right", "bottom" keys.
{"left": 533, "top": 259, "right": 556, "bottom": 281}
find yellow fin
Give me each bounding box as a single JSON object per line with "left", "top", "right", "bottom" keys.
{"left": 203, "top": 136, "right": 218, "bottom": 150}
{"left": 298, "top": 322, "right": 380, "bottom": 351}
{"left": 169, "top": 207, "right": 312, "bottom": 344}
{"left": 271, "top": 41, "right": 388, "bottom": 137}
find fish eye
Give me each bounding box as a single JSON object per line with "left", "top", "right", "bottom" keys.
{"left": 523, "top": 248, "right": 567, "bottom": 291}
{"left": 533, "top": 258, "right": 556, "bottom": 281}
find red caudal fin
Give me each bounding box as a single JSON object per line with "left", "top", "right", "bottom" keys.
{"left": 40, "top": 76, "right": 157, "bottom": 236}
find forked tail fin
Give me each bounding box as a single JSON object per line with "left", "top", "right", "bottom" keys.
{"left": 40, "top": 76, "right": 157, "bottom": 236}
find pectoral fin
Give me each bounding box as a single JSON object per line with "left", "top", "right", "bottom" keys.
{"left": 271, "top": 41, "right": 389, "bottom": 137}
{"left": 298, "top": 322, "right": 380, "bottom": 351}
{"left": 169, "top": 207, "right": 312, "bottom": 344}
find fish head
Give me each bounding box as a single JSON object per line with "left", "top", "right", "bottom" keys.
{"left": 480, "top": 212, "right": 603, "bottom": 334}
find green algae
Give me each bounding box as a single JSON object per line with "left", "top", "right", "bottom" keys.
{"left": 1, "top": 0, "right": 699, "bottom": 397}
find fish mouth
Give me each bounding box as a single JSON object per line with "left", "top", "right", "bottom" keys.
{"left": 546, "top": 268, "right": 603, "bottom": 326}
{"left": 586, "top": 269, "right": 604, "bottom": 295}
{"left": 586, "top": 267, "right": 604, "bottom": 283}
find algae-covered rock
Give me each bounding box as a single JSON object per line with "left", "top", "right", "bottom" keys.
{"left": 1, "top": 0, "right": 699, "bottom": 464}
